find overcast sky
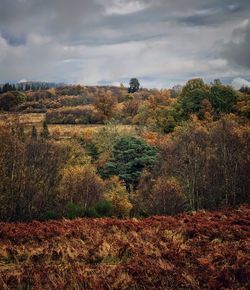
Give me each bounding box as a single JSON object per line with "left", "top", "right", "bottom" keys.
{"left": 0, "top": 0, "right": 250, "bottom": 88}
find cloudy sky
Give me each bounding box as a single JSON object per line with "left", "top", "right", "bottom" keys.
{"left": 0, "top": 0, "right": 250, "bottom": 88}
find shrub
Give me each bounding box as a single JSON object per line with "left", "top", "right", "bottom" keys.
{"left": 94, "top": 199, "right": 112, "bottom": 217}
{"left": 65, "top": 202, "right": 85, "bottom": 219}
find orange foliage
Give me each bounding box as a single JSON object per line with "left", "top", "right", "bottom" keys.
{"left": 0, "top": 206, "right": 249, "bottom": 289}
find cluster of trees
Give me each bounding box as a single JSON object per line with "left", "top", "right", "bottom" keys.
{"left": 1, "top": 112, "right": 249, "bottom": 222}
{"left": 50, "top": 79, "right": 248, "bottom": 130}
{"left": 0, "top": 121, "right": 158, "bottom": 221}
{"left": 1, "top": 78, "right": 249, "bottom": 129}
{"left": 0, "top": 78, "right": 249, "bottom": 221}
{"left": 0, "top": 82, "right": 63, "bottom": 93}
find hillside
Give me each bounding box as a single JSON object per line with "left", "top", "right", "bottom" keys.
{"left": 0, "top": 205, "right": 249, "bottom": 289}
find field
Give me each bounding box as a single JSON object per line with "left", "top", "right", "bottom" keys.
{"left": 0, "top": 112, "right": 137, "bottom": 139}
{"left": 0, "top": 206, "right": 249, "bottom": 290}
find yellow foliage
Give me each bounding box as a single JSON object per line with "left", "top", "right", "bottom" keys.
{"left": 104, "top": 176, "right": 132, "bottom": 218}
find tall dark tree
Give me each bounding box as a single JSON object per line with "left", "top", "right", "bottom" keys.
{"left": 209, "top": 83, "right": 237, "bottom": 113}
{"left": 128, "top": 78, "right": 140, "bottom": 93}
{"left": 101, "top": 136, "right": 157, "bottom": 190}
{"left": 40, "top": 121, "right": 50, "bottom": 140}
{"left": 31, "top": 126, "right": 38, "bottom": 141}
{"left": 179, "top": 78, "right": 209, "bottom": 118}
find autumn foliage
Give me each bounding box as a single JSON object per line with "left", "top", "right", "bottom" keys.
{"left": 0, "top": 205, "right": 249, "bottom": 289}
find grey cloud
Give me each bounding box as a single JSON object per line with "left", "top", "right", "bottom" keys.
{"left": 222, "top": 20, "right": 250, "bottom": 69}
{"left": 0, "top": 0, "right": 250, "bottom": 87}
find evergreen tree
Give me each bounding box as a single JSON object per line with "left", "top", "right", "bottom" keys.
{"left": 31, "top": 125, "right": 38, "bottom": 141}
{"left": 101, "top": 136, "right": 157, "bottom": 190}
{"left": 40, "top": 121, "right": 50, "bottom": 140}
{"left": 128, "top": 78, "right": 140, "bottom": 93}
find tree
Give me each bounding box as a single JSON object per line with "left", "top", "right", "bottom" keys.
{"left": 181, "top": 78, "right": 206, "bottom": 95}
{"left": 0, "top": 124, "right": 70, "bottom": 221}
{"left": 0, "top": 91, "right": 27, "bottom": 111}
{"left": 151, "top": 177, "right": 186, "bottom": 215}
{"left": 40, "top": 121, "right": 50, "bottom": 140}
{"left": 94, "top": 90, "right": 117, "bottom": 121}
{"left": 157, "top": 116, "right": 250, "bottom": 210}
{"left": 128, "top": 78, "right": 140, "bottom": 93}
{"left": 179, "top": 78, "right": 209, "bottom": 118}
{"left": 60, "top": 165, "right": 104, "bottom": 210}
{"left": 101, "top": 136, "right": 157, "bottom": 190}
{"left": 104, "top": 176, "right": 132, "bottom": 218}
{"left": 209, "top": 83, "right": 236, "bottom": 114}
{"left": 31, "top": 125, "right": 38, "bottom": 140}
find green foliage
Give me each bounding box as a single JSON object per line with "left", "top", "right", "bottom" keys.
{"left": 65, "top": 202, "right": 85, "bottom": 219}
{"left": 84, "top": 207, "right": 98, "bottom": 217}
{"left": 101, "top": 136, "right": 157, "bottom": 189}
{"left": 179, "top": 79, "right": 237, "bottom": 119}
{"left": 64, "top": 200, "right": 112, "bottom": 219}
{"left": 128, "top": 78, "right": 140, "bottom": 93}
{"left": 84, "top": 141, "right": 100, "bottom": 161}
{"left": 94, "top": 199, "right": 112, "bottom": 217}
{"left": 92, "top": 121, "right": 120, "bottom": 156}
{"left": 43, "top": 210, "right": 59, "bottom": 220}
{"left": 209, "top": 83, "right": 236, "bottom": 113}
{"left": 181, "top": 78, "right": 206, "bottom": 95}
{"left": 179, "top": 79, "right": 209, "bottom": 118}
{"left": 16, "top": 92, "right": 27, "bottom": 104}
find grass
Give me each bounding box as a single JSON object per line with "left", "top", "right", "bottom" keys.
{"left": 0, "top": 112, "right": 137, "bottom": 139}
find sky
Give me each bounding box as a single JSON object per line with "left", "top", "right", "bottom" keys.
{"left": 0, "top": 0, "right": 250, "bottom": 88}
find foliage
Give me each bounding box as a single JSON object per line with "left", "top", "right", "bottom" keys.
{"left": 40, "top": 121, "right": 50, "bottom": 139}
{"left": 0, "top": 91, "right": 27, "bottom": 111}
{"left": 104, "top": 176, "right": 132, "bottom": 218}
{"left": 94, "top": 199, "right": 112, "bottom": 217}
{"left": 209, "top": 82, "right": 237, "bottom": 113}
{"left": 0, "top": 124, "right": 70, "bottom": 221}
{"left": 151, "top": 177, "right": 187, "bottom": 215}
{"left": 0, "top": 206, "right": 249, "bottom": 289}
{"left": 60, "top": 165, "right": 104, "bottom": 210}
{"left": 157, "top": 116, "right": 250, "bottom": 210}
{"left": 46, "top": 106, "right": 102, "bottom": 124}
{"left": 128, "top": 78, "right": 140, "bottom": 93}
{"left": 179, "top": 79, "right": 210, "bottom": 118}
{"left": 94, "top": 90, "right": 117, "bottom": 121}
{"left": 65, "top": 202, "right": 86, "bottom": 219}
{"left": 101, "top": 136, "right": 157, "bottom": 189}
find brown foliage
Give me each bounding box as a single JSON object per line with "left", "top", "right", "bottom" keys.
{"left": 60, "top": 165, "right": 104, "bottom": 209}
{"left": 0, "top": 205, "right": 249, "bottom": 289}
{"left": 94, "top": 90, "right": 117, "bottom": 121}
{"left": 158, "top": 116, "right": 250, "bottom": 210}
{"left": 0, "top": 124, "right": 71, "bottom": 221}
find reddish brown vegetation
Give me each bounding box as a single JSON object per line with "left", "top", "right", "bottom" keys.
{"left": 0, "top": 206, "right": 249, "bottom": 289}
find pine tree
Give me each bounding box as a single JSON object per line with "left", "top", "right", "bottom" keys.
{"left": 31, "top": 125, "right": 38, "bottom": 141}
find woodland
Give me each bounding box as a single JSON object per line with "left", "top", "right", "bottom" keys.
{"left": 0, "top": 78, "right": 249, "bottom": 221}
{"left": 0, "top": 78, "right": 249, "bottom": 289}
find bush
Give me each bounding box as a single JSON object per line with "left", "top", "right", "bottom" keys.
{"left": 46, "top": 106, "right": 102, "bottom": 124}
{"left": 94, "top": 199, "right": 112, "bottom": 217}
{"left": 65, "top": 202, "right": 85, "bottom": 219}
{"left": 42, "top": 210, "right": 60, "bottom": 221}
